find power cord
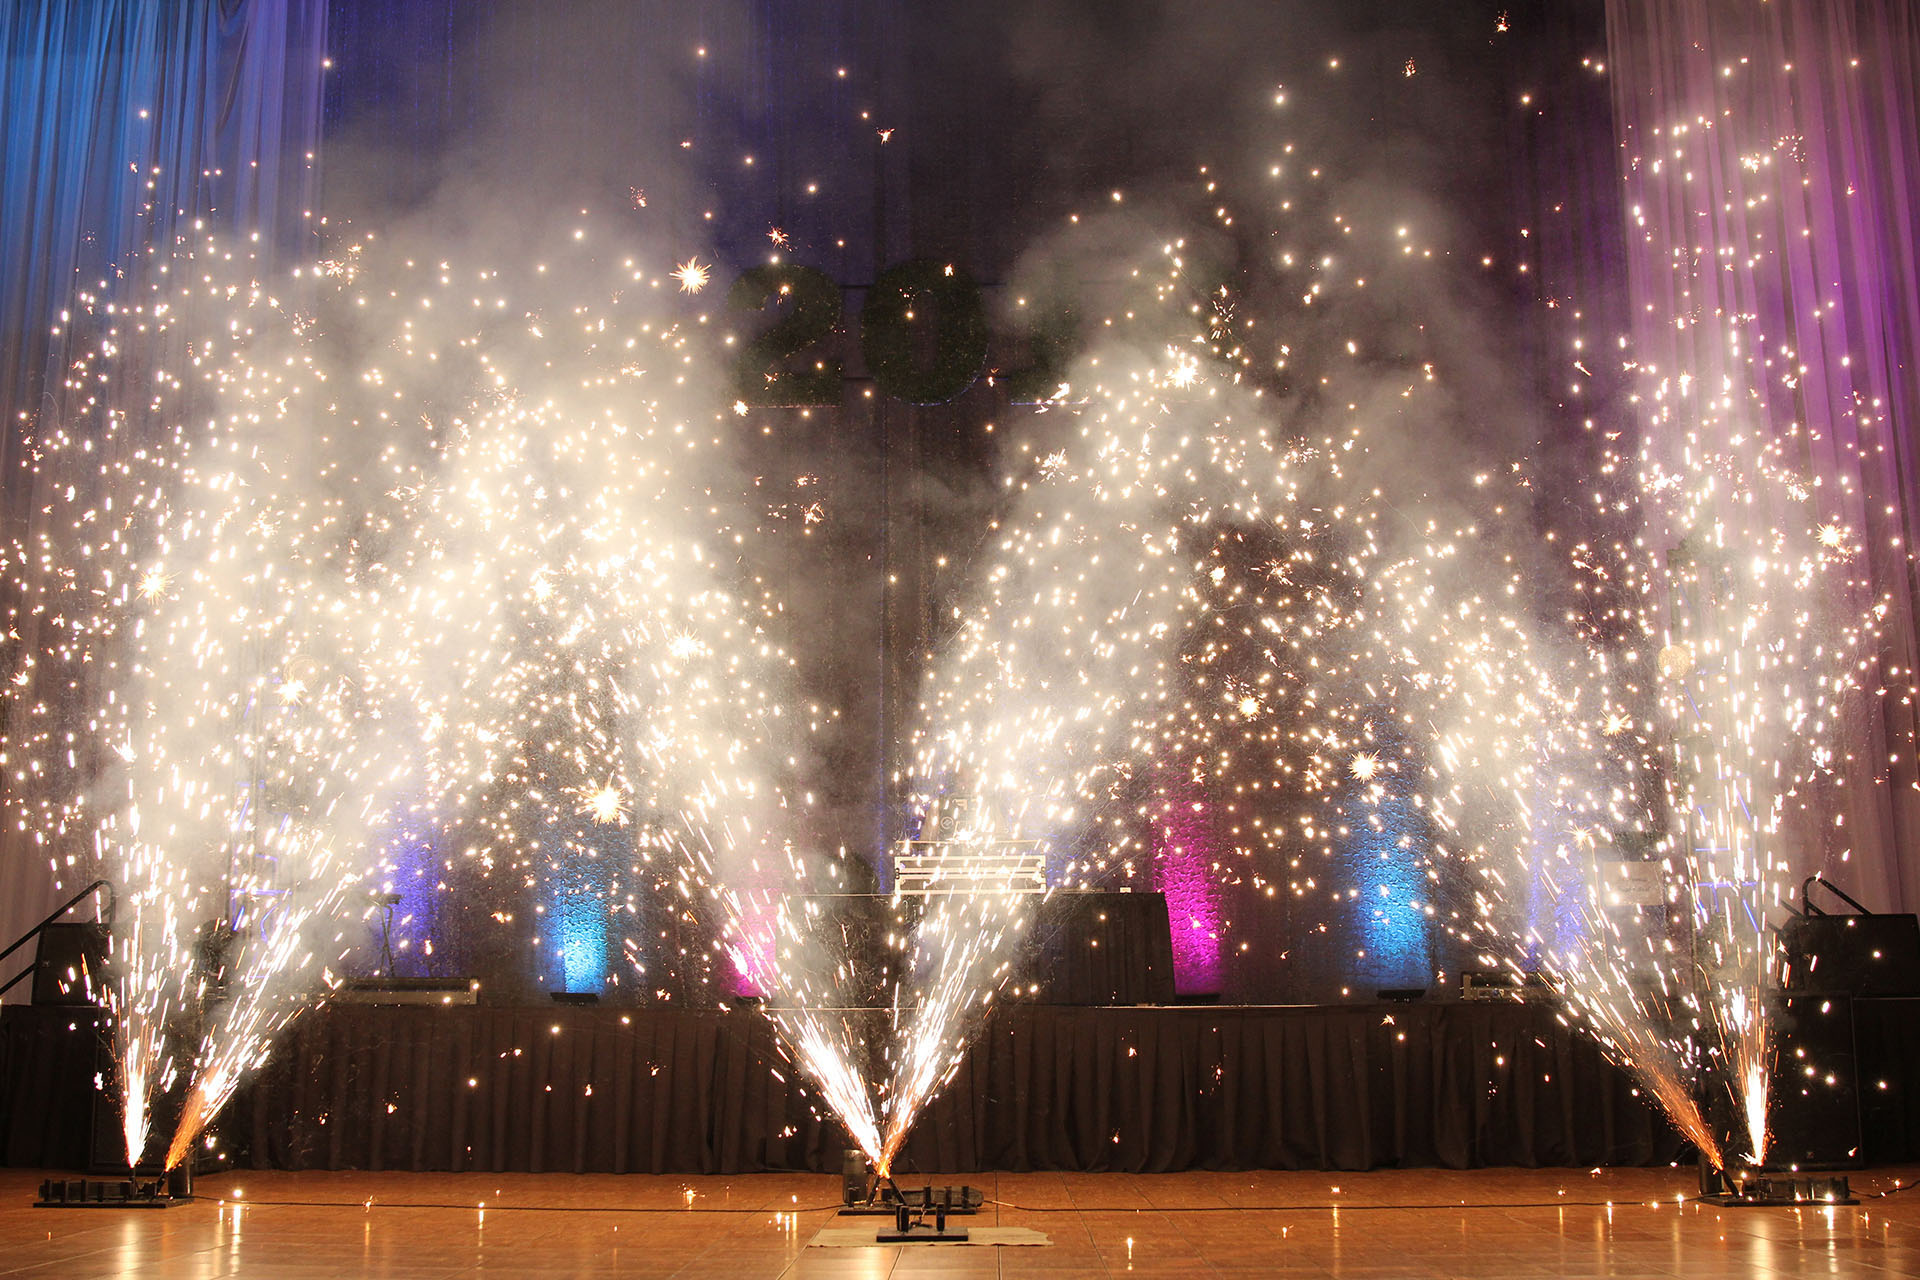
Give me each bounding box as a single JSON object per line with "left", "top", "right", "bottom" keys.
{"left": 206, "top": 1197, "right": 846, "bottom": 1213}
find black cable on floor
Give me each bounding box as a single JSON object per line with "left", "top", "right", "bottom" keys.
{"left": 983, "top": 1196, "right": 1872, "bottom": 1212}
{"left": 208, "top": 1198, "right": 847, "bottom": 1214}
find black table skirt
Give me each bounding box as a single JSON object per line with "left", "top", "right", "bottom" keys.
{"left": 3, "top": 1000, "right": 1683, "bottom": 1174}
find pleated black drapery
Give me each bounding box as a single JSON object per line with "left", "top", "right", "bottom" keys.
{"left": 225, "top": 1007, "right": 821, "bottom": 1175}
{"left": 210, "top": 1003, "right": 1681, "bottom": 1174}
{"left": 889, "top": 1004, "right": 1677, "bottom": 1174}
{"left": 0, "top": 1008, "right": 102, "bottom": 1169}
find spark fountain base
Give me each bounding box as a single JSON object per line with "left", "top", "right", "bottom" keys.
{"left": 1697, "top": 1158, "right": 1854, "bottom": 1206}
{"left": 840, "top": 1184, "right": 985, "bottom": 1217}
{"left": 876, "top": 1221, "right": 970, "bottom": 1243}
{"left": 839, "top": 1151, "right": 983, "bottom": 1218}
{"left": 36, "top": 1168, "right": 193, "bottom": 1208}
{"left": 873, "top": 1188, "right": 972, "bottom": 1243}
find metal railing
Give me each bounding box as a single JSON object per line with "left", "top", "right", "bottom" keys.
{"left": 1799, "top": 874, "right": 1871, "bottom": 916}
{"left": 0, "top": 878, "right": 114, "bottom": 1001}
{"left": 892, "top": 841, "right": 1046, "bottom": 896}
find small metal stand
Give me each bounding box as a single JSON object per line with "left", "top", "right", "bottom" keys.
{"left": 838, "top": 1151, "right": 978, "bottom": 1241}
{"left": 874, "top": 1183, "right": 969, "bottom": 1243}
{"left": 1698, "top": 1153, "right": 1855, "bottom": 1206}
{"left": 37, "top": 1166, "right": 193, "bottom": 1209}
{"left": 838, "top": 1150, "right": 982, "bottom": 1219}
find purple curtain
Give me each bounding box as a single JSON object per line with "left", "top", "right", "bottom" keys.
{"left": 1606, "top": 0, "right": 1920, "bottom": 910}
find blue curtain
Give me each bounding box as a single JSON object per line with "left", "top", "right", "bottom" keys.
{"left": 0, "top": 0, "right": 327, "bottom": 445}
{"left": 0, "top": 0, "right": 326, "bottom": 988}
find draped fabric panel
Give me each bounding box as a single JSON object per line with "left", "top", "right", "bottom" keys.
{"left": 227, "top": 1004, "right": 1689, "bottom": 1173}
{"left": 1022, "top": 892, "right": 1178, "bottom": 1006}
{"left": 0, "top": 1007, "right": 102, "bottom": 1168}
{"left": 1855, "top": 997, "right": 1920, "bottom": 1165}
{"left": 0, "top": 1002, "right": 1684, "bottom": 1174}
{"left": 0, "top": 0, "right": 327, "bottom": 990}
{"left": 1604, "top": 0, "right": 1920, "bottom": 910}
{"left": 894, "top": 1004, "right": 1678, "bottom": 1174}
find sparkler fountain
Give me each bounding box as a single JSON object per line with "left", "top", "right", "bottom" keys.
{"left": 1626, "top": 410, "right": 1882, "bottom": 1171}
{"left": 2, "top": 237, "right": 452, "bottom": 1170}
{"left": 1591, "top": 0, "right": 1919, "bottom": 1174}
{"left": 884, "top": 229, "right": 1411, "bottom": 1164}
{"left": 1, "top": 228, "right": 893, "bottom": 1173}
{"left": 251, "top": 231, "right": 896, "bottom": 1171}
{"left": 1348, "top": 340, "right": 1888, "bottom": 1177}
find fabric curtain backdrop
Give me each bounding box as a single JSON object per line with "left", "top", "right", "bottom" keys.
{"left": 236, "top": 1002, "right": 1682, "bottom": 1173}
{"left": 1605, "top": 0, "right": 1920, "bottom": 910}
{"left": 0, "top": 0, "right": 328, "bottom": 994}
{"left": 0, "top": 1002, "right": 1661, "bottom": 1174}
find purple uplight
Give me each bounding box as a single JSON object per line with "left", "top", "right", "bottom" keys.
{"left": 726, "top": 944, "right": 769, "bottom": 999}
{"left": 1153, "top": 783, "right": 1224, "bottom": 995}
{"left": 721, "top": 883, "right": 782, "bottom": 999}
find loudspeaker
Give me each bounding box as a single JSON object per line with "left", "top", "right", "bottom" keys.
{"left": 1780, "top": 913, "right": 1920, "bottom": 997}
{"left": 1767, "top": 994, "right": 1862, "bottom": 1169}
{"left": 32, "top": 922, "right": 109, "bottom": 1006}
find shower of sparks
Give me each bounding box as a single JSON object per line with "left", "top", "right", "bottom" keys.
{"left": 0, "top": 39, "right": 1894, "bottom": 1179}
{"left": 873, "top": 142, "right": 1889, "bottom": 1169}
{"left": 1528, "top": 26, "right": 1905, "bottom": 1164}
{"left": 1316, "top": 377, "right": 1885, "bottom": 1175}
{"left": 2, "top": 239, "right": 431, "bottom": 1165}
{"left": 1, "top": 230, "right": 874, "bottom": 1169}
{"left": 885, "top": 223, "right": 1409, "bottom": 1163}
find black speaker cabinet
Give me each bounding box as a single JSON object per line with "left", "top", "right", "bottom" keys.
{"left": 1854, "top": 996, "right": 1920, "bottom": 1163}
{"left": 1779, "top": 913, "right": 1920, "bottom": 997}
{"left": 32, "top": 922, "right": 109, "bottom": 1006}
{"left": 1767, "top": 994, "right": 1862, "bottom": 1169}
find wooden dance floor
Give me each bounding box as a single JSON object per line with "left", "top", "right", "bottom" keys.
{"left": 4, "top": 1165, "right": 1920, "bottom": 1278}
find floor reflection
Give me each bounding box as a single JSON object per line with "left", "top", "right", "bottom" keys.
{"left": 4, "top": 1165, "right": 1918, "bottom": 1277}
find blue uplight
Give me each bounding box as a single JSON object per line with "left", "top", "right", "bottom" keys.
{"left": 545, "top": 835, "right": 614, "bottom": 995}
{"left": 1349, "top": 794, "right": 1432, "bottom": 989}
